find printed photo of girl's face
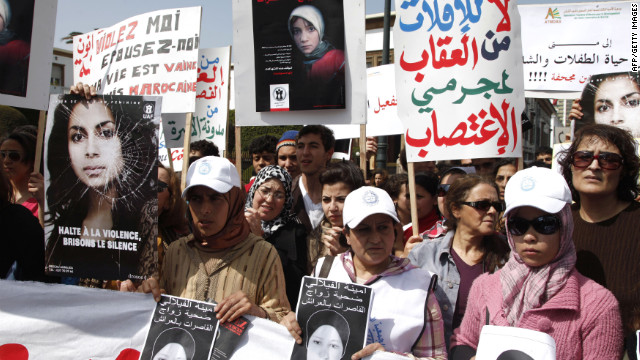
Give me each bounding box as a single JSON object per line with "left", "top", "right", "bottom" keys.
{"left": 292, "top": 17, "right": 320, "bottom": 55}
{"left": 307, "top": 325, "right": 343, "bottom": 360}
{"left": 594, "top": 75, "right": 640, "bottom": 137}
{"left": 67, "top": 100, "right": 124, "bottom": 189}
{"left": 153, "top": 342, "right": 187, "bottom": 360}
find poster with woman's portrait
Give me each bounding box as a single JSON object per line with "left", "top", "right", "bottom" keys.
{"left": 291, "top": 277, "right": 372, "bottom": 360}
{"left": 252, "top": 0, "right": 345, "bottom": 112}
{"left": 0, "top": 0, "right": 33, "bottom": 97}
{"left": 576, "top": 71, "right": 640, "bottom": 138}
{"left": 44, "top": 94, "right": 162, "bottom": 280}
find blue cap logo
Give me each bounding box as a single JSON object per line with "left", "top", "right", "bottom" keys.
{"left": 520, "top": 176, "right": 535, "bottom": 191}
{"left": 362, "top": 190, "right": 379, "bottom": 206}
{"left": 198, "top": 162, "right": 211, "bottom": 175}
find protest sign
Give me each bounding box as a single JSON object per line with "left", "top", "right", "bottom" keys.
{"left": 158, "top": 120, "right": 184, "bottom": 170}
{"left": 0, "top": 280, "right": 154, "bottom": 360}
{"left": 233, "top": 0, "right": 366, "bottom": 126}
{"left": 475, "top": 325, "right": 556, "bottom": 360}
{"left": 193, "top": 47, "right": 231, "bottom": 152}
{"left": 394, "top": 0, "right": 525, "bottom": 162}
{"left": 519, "top": 2, "right": 634, "bottom": 96}
{"left": 44, "top": 94, "right": 161, "bottom": 280}
{"left": 327, "top": 64, "right": 405, "bottom": 140}
{"left": 291, "top": 276, "right": 373, "bottom": 360}
{"left": 73, "top": 7, "right": 201, "bottom": 113}
{"left": 140, "top": 295, "right": 218, "bottom": 360}
{"left": 0, "top": 0, "right": 57, "bottom": 110}
{"left": 252, "top": 0, "right": 345, "bottom": 112}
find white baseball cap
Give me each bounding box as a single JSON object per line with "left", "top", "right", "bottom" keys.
{"left": 343, "top": 186, "right": 400, "bottom": 228}
{"left": 182, "top": 156, "right": 241, "bottom": 198}
{"left": 504, "top": 167, "right": 571, "bottom": 216}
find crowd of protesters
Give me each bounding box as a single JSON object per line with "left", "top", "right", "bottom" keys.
{"left": 2, "top": 83, "right": 639, "bottom": 359}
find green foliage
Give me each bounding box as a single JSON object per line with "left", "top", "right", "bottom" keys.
{"left": 0, "top": 106, "right": 39, "bottom": 138}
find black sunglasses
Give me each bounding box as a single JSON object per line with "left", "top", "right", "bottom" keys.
{"left": 437, "top": 184, "right": 450, "bottom": 197}
{"left": 0, "top": 150, "right": 22, "bottom": 162}
{"left": 571, "top": 151, "right": 623, "bottom": 170}
{"left": 462, "top": 200, "right": 505, "bottom": 212}
{"left": 507, "top": 215, "right": 561, "bottom": 236}
{"left": 158, "top": 180, "right": 169, "bottom": 193}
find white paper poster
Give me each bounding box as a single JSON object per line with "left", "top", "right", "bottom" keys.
{"left": 73, "top": 7, "right": 202, "bottom": 113}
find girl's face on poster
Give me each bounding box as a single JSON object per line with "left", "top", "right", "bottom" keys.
{"left": 594, "top": 76, "right": 640, "bottom": 137}
{"left": 292, "top": 17, "right": 320, "bottom": 55}
{"left": 252, "top": 178, "right": 286, "bottom": 221}
{"left": 153, "top": 342, "right": 187, "bottom": 360}
{"left": 68, "top": 101, "right": 124, "bottom": 189}
{"left": 307, "top": 325, "right": 343, "bottom": 360}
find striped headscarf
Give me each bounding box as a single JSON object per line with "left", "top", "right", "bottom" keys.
{"left": 245, "top": 165, "right": 295, "bottom": 237}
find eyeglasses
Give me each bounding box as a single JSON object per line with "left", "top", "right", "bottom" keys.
{"left": 571, "top": 151, "right": 623, "bottom": 170}
{"left": 462, "top": 200, "right": 505, "bottom": 212}
{"left": 437, "top": 184, "right": 450, "bottom": 197}
{"left": 0, "top": 150, "right": 22, "bottom": 162}
{"left": 157, "top": 180, "right": 169, "bottom": 193}
{"left": 507, "top": 215, "right": 561, "bottom": 236}
{"left": 257, "top": 186, "right": 285, "bottom": 201}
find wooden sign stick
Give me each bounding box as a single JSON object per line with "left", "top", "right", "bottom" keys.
{"left": 34, "top": 110, "right": 47, "bottom": 226}
{"left": 407, "top": 162, "right": 419, "bottom": 237}
{"left": 360, "top": 124, "right": 367, "bottom": 180}
{"left": 180, "top": 113, "right": 193, "bottom": 191}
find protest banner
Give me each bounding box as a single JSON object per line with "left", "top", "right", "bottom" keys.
{"left": 72, "top": 7, "right": 202, "bottom": 113}
{"left": 0, "top": 0, "right": 57, "bottom": 110}
{"left": 44, "top": 94, "right": 161, "bottom": 280}
{"left": 475, "top": 325, "right": 556, "bottom": 360}
{"left": 158, "top": 120, "right": 184, "bottom": 171}
{"left": 194, "top": 47, "right": 231, "bottom": 153}
{"left": 394, "top": 0, "right": 525, "bottom": 162}
{"left": 252, "top": 0, "right": 345, "bottom": 112}
{"left": 233, "top": 0, "right": 366, "bottom": 126}
{"left": 519, "top": 2, "right": 634, "bottom": 97}
{"left": 292, "top": 276, "right": 373, "bottom": 360}
{"left": 328, "top": 64, "right": 405, "bottom": 140}
{"left": 140, "top": 295, "right": 218, "bottom": 360}
{"left": 0, "top": 280, "right": 297, "bottom": 360}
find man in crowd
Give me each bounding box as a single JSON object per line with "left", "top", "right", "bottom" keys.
{"left": 291, "top": 125, "right": 335, "bottom": 232}
{"left": 276, "top": 130, "right": 300, "bottom": 179}
{"left": 190, "top": 140, "right": 220, "bottom": 158}
{"left": 535, "top": 146, "right": 553, "bottom": 165}
{"left": 245, "top": 135, "right": 277, "bottom": 192}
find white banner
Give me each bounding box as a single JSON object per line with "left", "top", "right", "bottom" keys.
{"left": 0, "top": 0, "right": 58, "bottom": 110}
{"left": 393, "top": 0, "right": 525, "bottom": 162}
{"left": 232, "top": 0, "right": 366, "bottom": 126}
{"left": 73, "top": 7, "right": 202, "bottom": 113}
{"left": 193, "top": 47, "right": 231, "bottom": 152}
{"left": 520, "top": 2, "right": 634, "bottom": 93}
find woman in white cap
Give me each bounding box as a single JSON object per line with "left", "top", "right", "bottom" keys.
{"left": 127, "top": 156, "right": 290, "bottom": 324}
{"left": 288, "top": 5, "right": 344, "bottom": 85}
{"left": 450, "top": 167, "right": 623, "bottom": 359}
{"left": 282, "top": 186, "right": 446, "bottom": 360}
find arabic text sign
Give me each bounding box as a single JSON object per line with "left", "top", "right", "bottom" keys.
{"left": 394, "top": 0, "right": 525, "bottom": 162}
{"left": 520, "top": 2, "right": 633, "bottom": 92}
{"left": 73, "top": 7, "right": 202, "bottom": 113}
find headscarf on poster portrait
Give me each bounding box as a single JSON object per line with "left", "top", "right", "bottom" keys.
{"left": 45, "top": 95, "right": 158, "bottom": 278}
{"left": 577, "top": 71, "right": 640, "bottom": 138}
{"left": 0, "top": 0, "right": 10, "bottom": 31}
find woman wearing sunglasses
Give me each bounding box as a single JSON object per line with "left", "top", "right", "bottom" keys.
{"left": 450, "top": 167, "right": 623, "bottom": 359}
{"left": 558, "top": 123, "right": 640, "bottom": 357}
{"left": 245, "top": 165, "right": 309, "bottom": 310}
{"left": 408, "top": 175, "right": 509, "bottom": 349}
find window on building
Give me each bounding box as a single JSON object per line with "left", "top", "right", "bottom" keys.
{"left": 51, "top": 64, "right": 64, "bottom": 86}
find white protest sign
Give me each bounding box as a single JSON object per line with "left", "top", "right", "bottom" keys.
{"left": 158, "top": 121, "right": 184, "bottom": 170}
{"left": 192, "top": 47, "right": 231, "bottom": 153}
{"left": 0, "top": 0, "right": 58, "bottom": 110}
{"left": 475, "top": 325, "right": 556, "bottom": 360}
{"left": 73, "top": 7, "right": 202, "bottom": 113}
{"left": 232, "top": 0, "right": 366, "bottom": 126}
{"left": 520, "top": 2, "right": 634, "bottom": 94}
{"left": 394, "top": 0, "right": 525, "bottom": 162}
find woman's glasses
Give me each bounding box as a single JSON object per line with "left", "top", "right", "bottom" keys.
{"left": 462, "top": 201, "right": 504, "bottom": 212}
{"left": 0, "top": 150, "right": 22, "bottom": 162}
{"left": 157, "top": 180, "right": 169, "bottom": 193}
{"left": 571, "top": 151, "right": 623, "bottom": 170}
{"left": 257, "top": 186, "right": 285, "bottom": 201}
{"left": 507, "top": 215, "right": 561, "bottom": 236}
{"left": 437, "top": 184, "right": 450, "bottom": 197}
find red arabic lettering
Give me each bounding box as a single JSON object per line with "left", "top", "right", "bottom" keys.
{"left": 399, "top": 50, "right": 429, "bottom": 82}
{"left": 429, "top": 34, "right": 478, "bottom": 70}
{"left": 487, "top": 0, "right": 511, "bottom": 32}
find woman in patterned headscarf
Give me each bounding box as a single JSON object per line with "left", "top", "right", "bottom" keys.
{"left": 245, "top": 165, "right": 309, "bottom": 309}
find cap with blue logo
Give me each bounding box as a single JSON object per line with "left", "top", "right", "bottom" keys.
{"left": 504, "top": 166, "right": 572, "bottom": 216}
{"left": 342, "top": 186, "right": 399, "bottom": 228}
{"left": 182, "top": 156, "right": 241, "bottom": 198}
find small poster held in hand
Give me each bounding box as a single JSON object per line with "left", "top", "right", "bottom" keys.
{"left": 140, "top": 295, "right": 218, "bottom": 360}
{"left": 210, "top": 316, "right": 250, "bottom": 360}
{"left": 291, "top": 276, "right": 373, "bottom": 360}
